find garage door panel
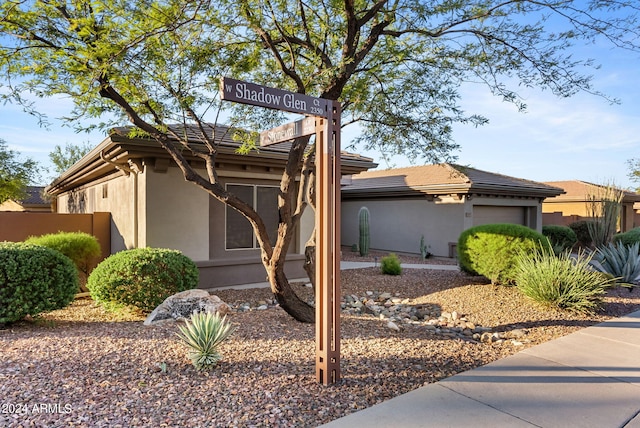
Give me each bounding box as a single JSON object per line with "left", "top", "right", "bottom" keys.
{"left": 473, "top": 206, "right": 525, "bottom": 226}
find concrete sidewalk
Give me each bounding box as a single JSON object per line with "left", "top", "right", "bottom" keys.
{"left": 319, "top": 310, "right": 640, "bottom": 428}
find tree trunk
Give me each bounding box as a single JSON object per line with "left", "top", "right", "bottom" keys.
{"left": 303, "top": 166, "right": 316, "bottom": 290}
{"left": 267, "top": 263, "right": 315, "bottom": 323}
{"left": 304, "top": 242, "right": 316, "bottom": 292}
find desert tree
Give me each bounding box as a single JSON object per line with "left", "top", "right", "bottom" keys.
{"left": 1, "top": 0, "right": 639, "bottom": 321}
{"left": 49, "top": 141, "right": 93, "bottom": 175}
{"left": 627, "top": 159, "right": 640, "bottom": 192}
{"left": 0, "top": 138, "right": 39, "bottom": 204}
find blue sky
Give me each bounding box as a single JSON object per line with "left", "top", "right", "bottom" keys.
{"left": 1, "top": 18, "right": 639, "bottom": 189}
{"left": 355, "top": 40, "right": 640, "bottom": 190}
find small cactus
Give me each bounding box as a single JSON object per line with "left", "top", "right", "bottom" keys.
{"left": 359, "top": 207, "right": 370, "bottom": 256}
{"left": 420, "top": 235, "right": 431, "bottom": 260}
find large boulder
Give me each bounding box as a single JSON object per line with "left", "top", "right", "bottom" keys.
{"left": 144, "top": 289, "right": 231, "bottom": 326}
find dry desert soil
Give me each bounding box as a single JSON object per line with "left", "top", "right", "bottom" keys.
{"left": 2, "top": 250, "right": 639, "bottom": 427}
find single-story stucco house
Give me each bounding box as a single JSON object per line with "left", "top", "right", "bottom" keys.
{"left": 340, "top": 164, "right": 564, "bottom": 258}
{"left": 45, "top": 124, "right": 375, "bottom": 288}
{"left": 542, "top": 180, "right": 640, "bottom": 232}
{"left": 0, "top": 186, "right": 51, "bottom": 212}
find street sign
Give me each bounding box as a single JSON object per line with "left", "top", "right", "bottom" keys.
{"left": 220, "top": 77, "right": 330, "bottom": 118}
{"left": 220, "top": 77, "right": 341, "bottom": 385}
{"left": 260, "top": 117, "right": 316, "bottom": 146}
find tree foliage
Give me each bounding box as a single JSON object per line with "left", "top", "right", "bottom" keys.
{"left": 1, "top": 0, "right": 639, "bottom": 321}
{"left": 0, "top": 138, "right": 38, "bottom": 204}
{"left": 49, "top": 142, "right": 93, "bottom": 175}
{"left": 627, "top": 158, "right": 640, "bottom": 192}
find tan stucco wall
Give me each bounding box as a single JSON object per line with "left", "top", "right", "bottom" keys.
{"left": 298, "top": 205, "right": 314, "bottom": 253}
{"left": 343, "top": 195, "right": 545, "bottom": 258}
{"left": 56, "top": 163, "right": 309, "bottom": 287}
{"left": 342, "top": 197, "right": 464, "bottom": 258}
{"left": 543, "top": 201, "right": 636, "bottom": 232}
{"left": 0, "top": 200, "right": 24, "bottom": 211}
{"left": 56, "top": 172, "right": 135, "bottom": 253}
{"left": 143, "top": 167, "right": 210, "bottom": 261}
{"left": 466, "top": 196, "right": 542, "bottom": 232}
{"left": 542, "top": 201, "right": 589, "bottom": 217}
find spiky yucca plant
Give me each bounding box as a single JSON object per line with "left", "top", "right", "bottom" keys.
{"left": 176, "top": 312, "right": 235, "bottom": 370}
{"left": 594, "top": 241, "right": 640, "bottom": 288}
{"left": 514, "top": 248, "right": 614, "bottom": 314}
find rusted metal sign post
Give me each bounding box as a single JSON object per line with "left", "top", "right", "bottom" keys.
{"left": 221, "top": 77, "right": 341, "bottom": 385}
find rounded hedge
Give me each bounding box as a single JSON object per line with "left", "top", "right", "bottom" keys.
{"left": 0, "top": 242, "right": 78, "bottom": 324}
{"left": 457, "top": 223, "right": 551, "bottom": 285}
{"left": 25, "top": 232, "right": 101, "bottom": 292}
{"left": 87, "top": 248, "right": 199, "bottom": 313}
{"left": 542, "top": 225, "right": 578, "bottom": 253}
{"left": 613, "top": 227, "right": 640, "bottom": 247}
{"left": 569, "top": 220, "right": 594, "bottom": 248}
{"left": 25, "top": 232, "right": 101, "bottom": 273}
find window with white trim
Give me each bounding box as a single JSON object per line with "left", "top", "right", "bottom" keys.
{"left": 225, "top": 184, "right": 279, "bottom": 250}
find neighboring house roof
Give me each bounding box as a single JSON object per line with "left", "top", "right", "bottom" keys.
{"left": 21, "top": 186, "right": 48, "bottom": 206}
{"left": 543, "top": 180, "right": 640, "bottom": 204}
{"left": 342, "top": 163, "right": 564, "bottom": 199}
{"left": 0, "top": 186, "right": 50, "bottom": 211}
{"left": 47, "top": 123, "right": 376, "bottom": 194}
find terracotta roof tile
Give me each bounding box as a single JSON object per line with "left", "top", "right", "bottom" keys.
{"left": 543, "top": 180, "right": 640, "bottom": 203}
{"left": 343, "top": 164, "right": 563, "bottom": 198}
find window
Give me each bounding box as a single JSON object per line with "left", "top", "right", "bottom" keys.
{"left": 226, "top": 184, "right": 279, "bottom": 250}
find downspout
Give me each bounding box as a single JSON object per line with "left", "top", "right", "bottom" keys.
{"left": 100, "top": 151, "right": 142, "bottom": 249}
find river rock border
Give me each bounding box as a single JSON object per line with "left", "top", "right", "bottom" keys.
{"left": 228, "top": 290, "right": 529, "bottom": 346}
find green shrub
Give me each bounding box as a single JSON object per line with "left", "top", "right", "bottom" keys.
{"left": 594, "top": 241, "right": 640, "bottom": 288}
{"left": 613, "top": 227, "right": 640, "bottom": 247}
{"left": 514, "top": 248, "right": 614, "bottom": 314}
{"left": 542, "top": 225, "right": 578, "bottom": 254}
{"left": 177, "top": 312, "right": 235, "bottom": 370}
{"left": 25, "top": 232, "right": 101, "bottom": 291}
{"left": 0, "top": 242, "right": 78, "bottom": 324}
{"left": 380, "top": 253, "right": 402, "bottom": 275}
{"left": 457, "top": 223, "right": 551, "bottom": 285}
{"left": 87, "top": 248, "right": 199, "bottom": 313}
{"left": 569, "top": 220, "right": 594, "bottom": 248}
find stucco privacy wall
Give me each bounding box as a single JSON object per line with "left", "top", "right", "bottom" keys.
{"left": 56, "top": 173, "right": 134, "bottom": 253}
{"left": 143, "top": 167, "right": 209, "bottom": 261}
{"left": 0, "top": 211, "right": 110, "bottom": 261}
{"left": 342, "top": 197, "right": 464, "bottom": 257}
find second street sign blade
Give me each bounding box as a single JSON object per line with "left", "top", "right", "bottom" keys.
{"left": 220, "top": 77, "right": 329, "bottom": 118}
{"left": 260, "top": 117, "right": 316, "bottom": 146}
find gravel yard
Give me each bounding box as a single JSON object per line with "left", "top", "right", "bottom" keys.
{"left": 2, "top": 251, "right": 640, "bottom": 427}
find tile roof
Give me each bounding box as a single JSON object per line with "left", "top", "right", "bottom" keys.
{"left": 543, "top": 180, "right": 640, "bottom": 203}
{"left": 109, "top": 123, "right": 373, "bottom": 164}
{"left": 48, "top": 123, "right": 376, "bottom": 194}
{"left": 18, "top": 186, "right": 48, "bottom": 206}
{"left": 342, "top": 164, "right": 564, "bottom": 198}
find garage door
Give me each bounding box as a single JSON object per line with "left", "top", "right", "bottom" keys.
{"left": 473, "top": 205, "right": 526, "bottom": 226}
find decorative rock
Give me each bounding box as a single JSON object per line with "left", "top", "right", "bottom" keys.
{"left": 338, "top": 290, "right": 498, "bottom": 342}
{"left": 144, "top": 289, "right": 231, "bottom": 326}
{"left": 386, "top": 321, "right": 400, "bottom": 331}
{"left": 510, "top": 329, "right": 526, "bottom": 338}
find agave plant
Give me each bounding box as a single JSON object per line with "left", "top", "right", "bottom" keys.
{"left": 594, "top": 241, "right": 640, "bottom": 288}
{"left": 176, "top": 312, "right": 235, "bottom": 370}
